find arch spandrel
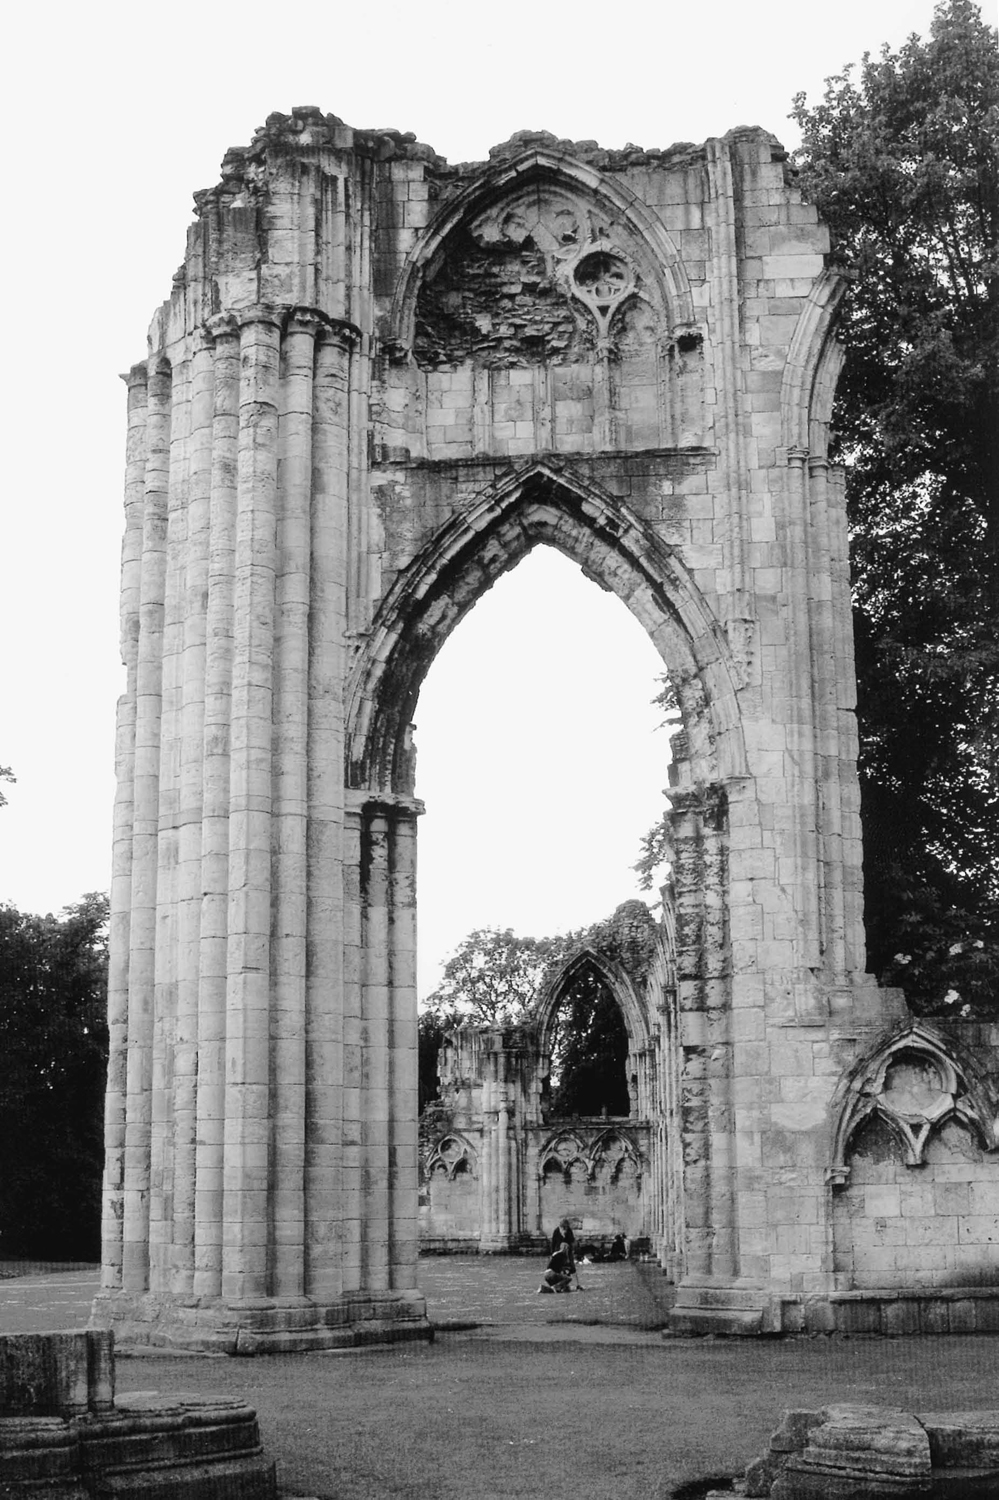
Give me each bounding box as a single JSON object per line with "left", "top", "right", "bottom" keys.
{"left": 346, "top": 462, "right": 747, "bottom": 797}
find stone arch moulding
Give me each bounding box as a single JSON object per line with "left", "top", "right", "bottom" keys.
{"left": 387, "top": 147, "right": 697, "bottom": 355}
{"left": 828, "top": 1022, "right": 999, "bottom": 1187}
{"left": 345, "top": 460, "right": 748, "bottom": 797}
{"left": 780, "top": 266, "right": 848, "bottom": 460}
{"left": 534, "top": 947, "right": 650, "bottom": 1062}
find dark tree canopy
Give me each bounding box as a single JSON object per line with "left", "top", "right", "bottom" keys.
{"left": 0, "top": 894, "right": 109, "bottom": 1260}
{"left": 791, "top": 0, "right": 999, "bottom": 1015}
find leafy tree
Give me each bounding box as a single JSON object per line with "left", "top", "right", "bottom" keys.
{"left": 791, "top": 0, "right": 999, "bottom": 1013}
{"left": 421, "top": 927, "right": 570, "bottom": 1027}
{"left": 0, "top": 893, "right": 109, "bottom": 1259}
{"left": 0, "top": 765, "right": 14, "bottom": 808}
{"left": 418, "top": 927, "right": 572, "bottom": 1112}
{"left": 634, "top": 676, "right": 680, "bottom": 894}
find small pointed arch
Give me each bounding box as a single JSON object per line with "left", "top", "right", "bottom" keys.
{"left": 590, "top": 1127, "right": 644, "bottom": 1179}
{"left": 539, "top": 1128, "right": 590, "bottom": 1182}
{"left": 387, "top": 146, "right": 695, "bottom": 355}
{"left": 828, "top": 1022, "right": 999, "bottom": 1186}
{"left": 345, "top": 461, "right": 747, "bottom": 796}
{"left": 780, "top": 267, "right": 848, "bottom": 460}
{"left": 535, "top": 947, "right": 649, "bottom": 1060}
{"left": 425, "top": 1131, "right": 479, "bottom": 1181}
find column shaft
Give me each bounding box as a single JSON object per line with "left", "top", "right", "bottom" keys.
{"left": 122, "top": 360, "right": 171, "bottom": 1293}
{"left": 102, "top": 364, "right": 148, "bottom": 1289}
{"left": 149, "top": 353, "right": 191, "bottom": 1290}
{"left": 270, "top": 311, "right": 317, "bottom": 1298}
{"left": 388, "top": 806, "right": 420, "bottom": 1286}
{"left": 171, "top": 335, "right": 214, "bottom": 1294}
{"left": 194, "top": 318, "right": 239, "bottom": 1298}
{"left": 222, "top": 308, "right": 281, "bottom": 1302}
{"left": 360, "top": 809, "right": 391, "bottom": 1291}
{"left": 305, "top": 325, "right": 352, "bottom": 1300}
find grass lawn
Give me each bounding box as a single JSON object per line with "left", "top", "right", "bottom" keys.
{"left": 117, "top": 1330, "right": 999, "bottom": 1500}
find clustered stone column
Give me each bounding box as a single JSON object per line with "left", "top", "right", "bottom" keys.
{"left": 94, "top": 307, "right": 430, "bottom": 1353}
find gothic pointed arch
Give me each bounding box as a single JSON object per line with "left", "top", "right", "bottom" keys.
{"left": 780, "top": 266, "right": 848, "bottom": 459}
{"left": 534, "top": 946, "right": 649, "bottom": 1061}
{"left": 345, "top": 461, "right": 747, "bottom": 796}
{"left": 388, "top": 146, "right": 696, "bottom": 358}
{"left": 829, "top": 1022, "right": 999, "bottom": 1186}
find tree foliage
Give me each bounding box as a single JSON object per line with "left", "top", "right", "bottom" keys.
{"left": 791, "top": 0, "right": 999, "bottom": 1013}
{"left": 422, "top": 927, "right": 571, "bottom": 1029}
{"left": 0, "top": 894, "right": 109, "bottom": 1259}
{"left": 633, "top": 675, "right": 679, "bottom": 894}
{"left": 0, "top": 765, "right": 14, "bottom": 808}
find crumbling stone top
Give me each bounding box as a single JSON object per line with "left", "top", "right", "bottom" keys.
{"left": 195, "top": 107, "right": 789, "bottom": 214}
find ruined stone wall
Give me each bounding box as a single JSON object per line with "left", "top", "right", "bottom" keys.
{"left": 100, "top": 106, "right": 999, "bottom": 1348}
{"left": 419, "top": 1021, "right": 652, "bottom": 1252}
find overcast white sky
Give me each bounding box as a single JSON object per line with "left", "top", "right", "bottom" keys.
{"left": 0, "top": 0, "right": 976, "bottom": 996}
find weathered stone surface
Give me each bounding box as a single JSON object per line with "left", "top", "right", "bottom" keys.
{"left": 0, "top": 1332, "right": 113, "bottom": 1417}
{"left": 746, "top": 1405, "right": 999, "bottom": 1499}
{"left": 104, "top": 105, "right": 999, "bottom": 1355}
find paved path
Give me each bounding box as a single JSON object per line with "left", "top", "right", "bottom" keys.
{"left": 0, "top": 1255, "right": 673, "bottom": 1343}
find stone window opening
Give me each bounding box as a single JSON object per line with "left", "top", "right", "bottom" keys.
{"left": 543, "top": 959, "right": 632, "bottom": 1121}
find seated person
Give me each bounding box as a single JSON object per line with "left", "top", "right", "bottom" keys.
{"left": 537, "top": 1245, "right": 574, "bottom": 1293}
{"left": 608, "top": 1233, "right": 629, "bottom": 1261}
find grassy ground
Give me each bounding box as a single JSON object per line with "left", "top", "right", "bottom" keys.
{"left": 5, "top": 1256, "right": 999, "bottom": 1499}
{"left": 117, "top": 1329, "right": 999, "bottom": 1500}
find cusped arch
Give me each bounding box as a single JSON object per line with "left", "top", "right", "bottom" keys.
{"left": 828, "top": 1022, "right": 999, "bottom": 1186}
{"left": 388, "top": 147, "right": 695, "bottom": 354}
{"left": 345, "top": 461, "right": 748, "bottom": 796}
{"left": 780, "top": 267, "right": 848, "bottom": 458}
{"left": 425, "top": 1131, "right": 479, "bottom": 1181}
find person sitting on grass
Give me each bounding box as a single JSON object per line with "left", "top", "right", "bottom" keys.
{"left": 536, "top": 1245, "right": 574, "bottom": 1294}
{"left": 550, "top": 1217, "right": 575, "bottom": 1269}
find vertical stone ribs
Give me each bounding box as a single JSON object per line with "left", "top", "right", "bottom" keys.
{"left": 96, "top": 304, "right": 429, "bottom": 1348}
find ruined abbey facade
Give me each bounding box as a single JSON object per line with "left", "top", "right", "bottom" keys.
{"left": 94, "top": 109, "right": 999, "bottom": 1353}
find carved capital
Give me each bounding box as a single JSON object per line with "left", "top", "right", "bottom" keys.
{"left": 119, "top": 362, "right": 148, "bottom": 390}
{"left": 284, "top": 306, "right": 327, "bottom": 339}
{"left": 786, "top": 445, "right": 809, "bottom": 467}
{"left": 235, "top": 303, "right": 283, "bottom": 331}
{"left": 203, "top": 311, "right": 240, "bottom": 344}
{"left": 318, "top": 317, "right": 362, "bottom": 352}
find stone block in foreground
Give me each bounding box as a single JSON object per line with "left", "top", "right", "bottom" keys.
{"left": 0, "top": 1331, "right": 276, "bottom": 1499}
{"left": 745, "top": 1403, "right": 999, "bottom": 1498}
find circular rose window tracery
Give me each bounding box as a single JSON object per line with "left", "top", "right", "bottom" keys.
{"left": 573, "top": 251, "right": 631, "bottom": 306}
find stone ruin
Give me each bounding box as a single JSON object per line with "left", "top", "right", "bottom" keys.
{"left": 420, "top": 902, "right": 660, "bottom": 1255}
{"left": 737, "top": 1403, "right": 999, "bottom": 1498}
{"left": 91, "top": 106, "right": 999, "bottom": 1354}
{"left": 0, "top": 1331, "right": 275, "bottom": 1497}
